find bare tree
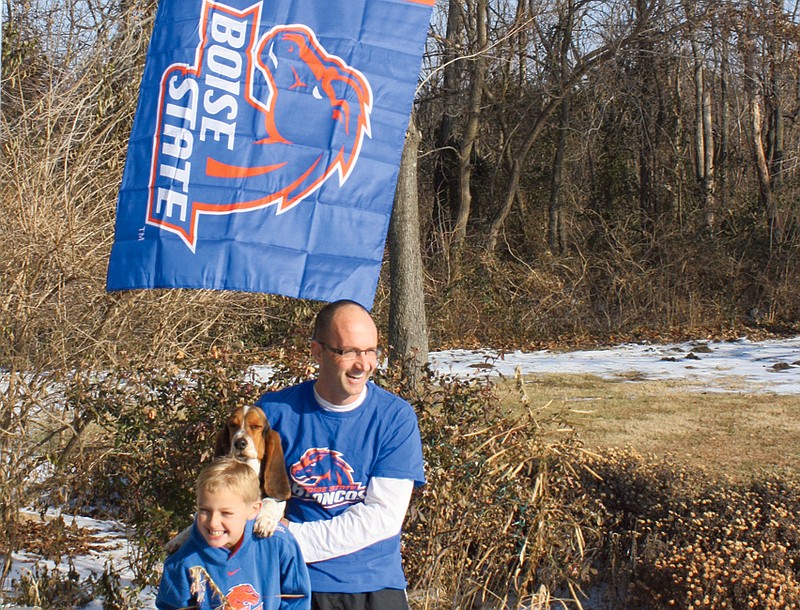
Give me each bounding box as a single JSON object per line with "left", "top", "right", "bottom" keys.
{"left": 737, "top": 9, "right": 783, "bottom": 245}
{"left": 432, "top": 0, "right": 465, "bottom": 239}
{"left": 686, "top": 4, "right": 717, "bottom": 232}
{"left": 547, "top": 0, "right": 576, "bottom": 254}
{"left": 388, "top": 116, "right": 429, "bottom": 385}
{"left": 451, "top": 0, "right": 489, "bottom": 255}
{"left": 765, "top": 0, "right": 785, "bottom": 188}
{"left": 486, "top": 0, "right": 679, "bottom": 253}
{"left": 718, "top": 27, "right": 731, "bottom": 211}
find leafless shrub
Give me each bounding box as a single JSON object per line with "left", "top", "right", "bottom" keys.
{"left": 0, "top": 367, "right": 74, "bottom": 590}
{"left": 6, "top": 349, "right": 800, "bottom": 610}
{"left": 382, "top": 365, "right": 605, "bottom": 610}
{"left": 584, "top": 448, "right": 800, "bottom": 609}
{"left": 1, "top": 348, "right": 284, "bottom": 600}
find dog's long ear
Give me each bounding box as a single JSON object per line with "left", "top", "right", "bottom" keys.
{"left": 213, "top": 419, "right": 232, "bottom": 458}
{"left": 262, "top": 428, "right": 291, "bottom": 500}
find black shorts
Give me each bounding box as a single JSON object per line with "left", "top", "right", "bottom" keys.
{"left": 311, "top": 589, "right": 409, "bottom": 610}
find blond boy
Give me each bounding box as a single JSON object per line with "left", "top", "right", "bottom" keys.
{"left": 156, "top": 457, "right": 310, "bottom": 610}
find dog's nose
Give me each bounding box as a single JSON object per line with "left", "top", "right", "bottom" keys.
{"left": 234, "top": 437, "right": 248, "bottom": 451}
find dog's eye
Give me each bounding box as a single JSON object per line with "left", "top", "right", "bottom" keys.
{"left": 249, "top": 424, "right": 262, "bottom": 432}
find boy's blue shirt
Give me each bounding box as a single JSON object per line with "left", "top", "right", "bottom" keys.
{"left": 156, "top": 519, "right": 310, "bottom": 610}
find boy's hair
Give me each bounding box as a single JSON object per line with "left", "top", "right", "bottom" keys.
{"left": 195, "top": 457, "right": 261, "bottom": 504}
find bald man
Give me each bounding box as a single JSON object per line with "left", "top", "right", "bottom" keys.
{"left": 257, "top": 300, "right": 425, "bottom": 610}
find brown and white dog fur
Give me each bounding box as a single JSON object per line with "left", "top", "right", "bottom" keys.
{"left": 165, "top": 405, "right": 291, "bottom": 554}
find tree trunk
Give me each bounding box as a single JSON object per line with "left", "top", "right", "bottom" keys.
{"left": 548, "top": 0, "right": 574, "bottom": 254}
{"left": 671, "top": 60, "right": 684, "bottom": 228}
{"left": 388, "top": 116, "right": 429, "bottom": 385}
{"left": 451, "top": 0, "right": 488, "bottom": 254}
{"left": 740, "top": 34, "right": 783, "bottom": 245}
{"left": 701, "top": 86, "right": 716, "bottom": 231}
{"left": 433, "top": 0, "right": 464, "bottom": 236}
{"left": 719, "top": 31, "right": 730, "bottom": 210}
{"left": 767, "top": 0, "right": 784, "bottom": 189}
{"left": 692, "top": 40, "right": 716, "bottom": 232}
{"left": 751, "top": 97, "right": 782, "bottom": 244}
{"left": 693, "top": 42, "right": 704, "bottom": 186}
{"left": 548, "top": 99, "right": 569, "bottom": 253}
{"left": 487, "top": 156, "right": 523, "bottom": 253}
{"left": 438, "top": 0, "right": 463, "bottom": 151}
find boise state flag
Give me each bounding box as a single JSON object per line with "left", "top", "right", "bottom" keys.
{"left": 106, "top": 0, "right": 433, "bottom": 309}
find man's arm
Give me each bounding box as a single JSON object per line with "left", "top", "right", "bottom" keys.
{"left": 286, "top": 476, "right": 414, "bottom": 563}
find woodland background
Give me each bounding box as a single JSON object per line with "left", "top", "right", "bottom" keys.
{"left": 4, "top": 0, "right": 800, "bottom": 371}
{"left": 4, "top": 1, "right": 800, "bottom": 608}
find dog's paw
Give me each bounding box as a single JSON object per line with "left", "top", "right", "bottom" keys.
{"left": 165, "top": 525, "right": 191, "bottom": 554}
{"left": 253, "top": 499, "right": 286, "bottom": 538}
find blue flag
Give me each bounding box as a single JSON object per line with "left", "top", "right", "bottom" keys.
{"left": 106, "top": 0, "right": 433, "bottom": 309}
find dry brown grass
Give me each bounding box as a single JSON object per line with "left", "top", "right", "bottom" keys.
{"left": 496, "top": 373, "right": 800, "bottom": 481}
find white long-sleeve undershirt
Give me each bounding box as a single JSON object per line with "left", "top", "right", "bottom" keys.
{"left": 286, "top": 476, "right": 414, "bottom": 564}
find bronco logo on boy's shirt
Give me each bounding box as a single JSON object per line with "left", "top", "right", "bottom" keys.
{"left": 226, "top": 582, "right": 263, "bottom": 610}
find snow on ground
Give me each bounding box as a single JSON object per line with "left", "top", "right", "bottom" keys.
{"left": 2, "top": 336, "right": 799, "bottom": 608}
{"left": 4, "top": 509, "right": 157, "bottom": 609}
{"left": 430, "top": 336, "right": 800, "bottom": 394}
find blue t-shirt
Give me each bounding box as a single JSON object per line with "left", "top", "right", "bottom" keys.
{"left": 257, "top": 380, "right": 425, "bottom": 593}
{"left": 156, "top": 520, "right": 310, "bottom": 610}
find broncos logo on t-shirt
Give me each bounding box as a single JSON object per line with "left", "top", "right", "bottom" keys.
{"left": 289, "top": 448, "right": 367, "bottom": 508}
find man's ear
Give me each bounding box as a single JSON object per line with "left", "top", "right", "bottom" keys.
{"left": 310, "top": 339, "right": 322, "bottom": 363}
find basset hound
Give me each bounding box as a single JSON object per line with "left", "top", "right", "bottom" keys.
{"left": 165, "top": 405, "right": 291, "bottom": 554}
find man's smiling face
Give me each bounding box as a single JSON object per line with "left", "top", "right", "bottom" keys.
{"left": 311, "top": 304, "right": 379, "bottom": 405}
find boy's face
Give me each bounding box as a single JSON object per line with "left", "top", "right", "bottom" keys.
{"left": 196, "top": 488, "right": 261, "bottom": 549}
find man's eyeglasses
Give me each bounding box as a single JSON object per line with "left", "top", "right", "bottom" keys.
{"left": 317, "top": 342, "right": 384, "bottom": 361}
